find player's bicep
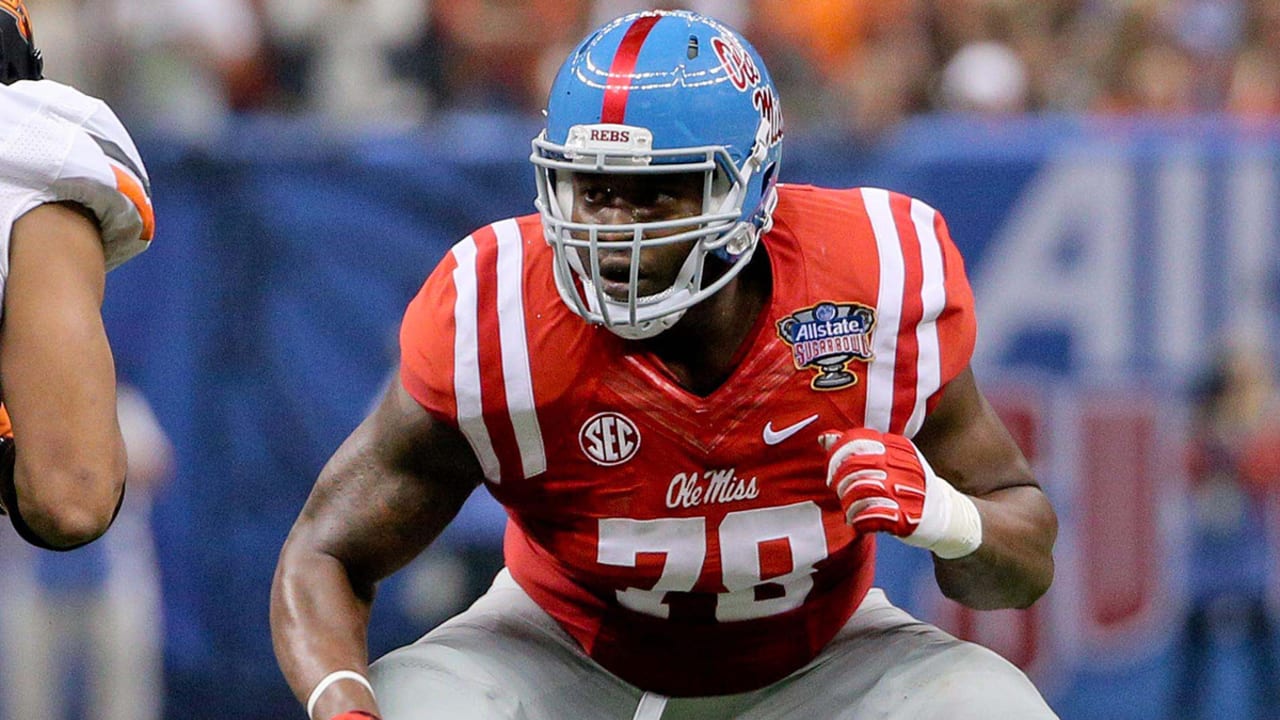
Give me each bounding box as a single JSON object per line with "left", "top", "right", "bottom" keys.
{"left": 292, "top": 377, "right": 483, "bottom": 588}
{"left": 911, "top": 366, "right": 1036, "bottom": 497}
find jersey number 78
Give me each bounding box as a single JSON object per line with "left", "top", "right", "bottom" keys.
{"left": 597, "top": 501, "right": 830, "bottom": 622}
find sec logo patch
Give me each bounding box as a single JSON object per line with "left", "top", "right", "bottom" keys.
{"left": 579, "top": 412, "right": 640, "bottom": 466}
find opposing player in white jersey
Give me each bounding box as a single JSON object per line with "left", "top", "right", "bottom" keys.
{"left": 0, "top": 0, "right": 154, "bottom": 549}
{"left": 272, "top": 10, "right": 1058, "bottom": 720}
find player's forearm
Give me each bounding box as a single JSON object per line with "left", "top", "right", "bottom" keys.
{"left": 271, "top": 537, "right": 381, "bottom": 719}
{"left": 2, "top": 203, "right": 126, "bottom": 547}
{"left": 931, "top": 484, "right": 1056, "bottom": 609}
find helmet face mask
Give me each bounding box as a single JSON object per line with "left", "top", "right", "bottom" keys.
{"left": 532, "top": 10, "right": 782, "bottom": 340}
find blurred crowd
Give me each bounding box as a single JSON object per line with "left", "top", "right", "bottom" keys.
{"left": 26, "top": 0, "right": 1280, "bottom": 137}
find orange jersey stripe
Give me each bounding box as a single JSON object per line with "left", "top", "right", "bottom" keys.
{"left": 111, "top": 164, "right": 155, "bottom": 242}
{"left": 0, "top": 404, "right": 12, "bottom": 437}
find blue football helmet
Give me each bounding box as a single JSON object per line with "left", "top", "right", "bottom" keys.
{"left": 532, "top": 10, "right": 783, "bottom": 339}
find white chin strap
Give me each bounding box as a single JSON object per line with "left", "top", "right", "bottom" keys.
{"left": 582, "top": 286, "right": 692, "bottom": 340}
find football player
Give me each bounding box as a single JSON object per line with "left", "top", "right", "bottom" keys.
{"left": 272, "top": 10, "right": 1058, "bottom": 720}
{"left": 0, "top": 0, "right": 155, "bottom": 549}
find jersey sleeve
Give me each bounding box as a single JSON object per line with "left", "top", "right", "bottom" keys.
{"left": 0, "top": 80, "right": 154, "bottom": 273}
{"left": 845, "top": 187, "right": 976, "bottom": 438}
{"left": 399, "top": 250, "right": 462, "bottom": 424}
{"left": 879, "top": 193, "right": 977, "bottom": 437}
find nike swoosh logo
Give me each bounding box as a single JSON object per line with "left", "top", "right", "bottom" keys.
{"left": 762, "top": 414, "right": 820, "bottom": 445}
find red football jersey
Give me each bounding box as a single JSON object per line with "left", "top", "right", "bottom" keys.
{"left": 399, "top": 184, "right": 976, "bottom": 696}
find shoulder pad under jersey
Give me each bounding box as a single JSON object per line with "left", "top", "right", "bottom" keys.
{"left": 0, "top": 79, "right": 153, "bottom": 271}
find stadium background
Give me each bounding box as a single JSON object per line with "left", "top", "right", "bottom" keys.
{"left": 4, "top": 2, "right": 1280, "bottom": 719}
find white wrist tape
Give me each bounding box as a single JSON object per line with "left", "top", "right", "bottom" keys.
{"left": 904, "top": 447, "right": 984, "bottom": 559}
{"left": 307, "top": 670, "right": 374, "bottom": 720}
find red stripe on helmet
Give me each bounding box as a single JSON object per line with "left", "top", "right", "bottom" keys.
{"left": 601, "top": 14, "right": 662, "bottom": 124}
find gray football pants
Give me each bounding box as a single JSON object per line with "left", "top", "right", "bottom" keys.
{"left": 369, "top": 569, "right": 1058, "bottom": 720}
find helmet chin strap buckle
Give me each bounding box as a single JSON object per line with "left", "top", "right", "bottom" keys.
{"left": 746, "top": 118, "right": 773, "bottom": 171}
{"left": 724, "top": 226, "right": 754, "bottom": 256}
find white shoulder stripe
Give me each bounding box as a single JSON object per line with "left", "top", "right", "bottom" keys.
{"left": 494, "top": 219, "right": 546, "bottom": 477}
{"left": 451, "top": 237, "right": 502, "bottom": 483}
{"left": 862, "top": 188, "right": 903, "bottom": 433}
{"left": 905, "top": 199, "right": 945, "bottom": 438}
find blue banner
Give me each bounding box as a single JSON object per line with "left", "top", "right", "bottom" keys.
{"left": 95, "top": 113, "right": 1280, "bottom": 720}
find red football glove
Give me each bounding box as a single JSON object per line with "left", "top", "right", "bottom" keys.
{"left": 329, "top": 713, "right": 379, "bottom": 720}
{"left": 820, "top": 427, "right": 983, "bottom": 559}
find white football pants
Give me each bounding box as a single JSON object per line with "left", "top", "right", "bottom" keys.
{"left": 370, "top": 569, "right": 1058, "bottom": 720}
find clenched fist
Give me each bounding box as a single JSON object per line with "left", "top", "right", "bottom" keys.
{"left": 820, "top": 427, "right": 983, "bottom": 559}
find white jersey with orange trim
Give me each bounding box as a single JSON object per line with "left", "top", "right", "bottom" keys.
{"left": 0, "top": 79, "right": 154, "bottom": 304}
{"left": 398, "top": 184, "right": 977, "bottom": 697}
